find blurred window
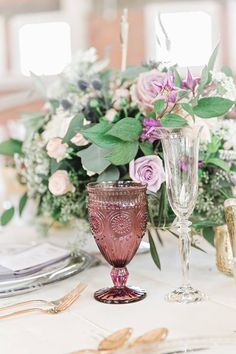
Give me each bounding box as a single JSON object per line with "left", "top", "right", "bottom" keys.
{"left": 19, "top": 21, "right": 71, "bottom": 76}
{"left": 155, "top": 11, "right": 212, "bottom": 67}
{"left": 0, "top": 17, "right": 6, "bottom": 76}
{"left": 145, "top": 1, "right": 221, "bottom": 73}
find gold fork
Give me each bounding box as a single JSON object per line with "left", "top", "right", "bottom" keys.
{"left": 0, "top": 283, "right": 87, "bottom": 320}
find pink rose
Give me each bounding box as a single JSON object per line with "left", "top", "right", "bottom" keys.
{"left": 48, "top": 170, "right": 75, "bottom": 196}
{"left": 104, "top": 109, "right": 117, "bottom": 122}
{"left": 71, "top": 133, "right": 89, "bottom": 146}
{"left": 46, "top": 138, "right": 68, "bottom": 162}
{"left": 129, "top": 155, "right": 165, "bottom": 193}
{"left": 132, "top": 69, "right": 178, "bottom": 113}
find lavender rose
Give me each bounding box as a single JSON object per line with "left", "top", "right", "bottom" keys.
{"left": 129, "top": 155, "right": 165, "bottom": 193}
{"left": 132, "top": 69, "right": 179, "bottom": 113}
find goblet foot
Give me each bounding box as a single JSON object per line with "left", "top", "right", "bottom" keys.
{"left": 165, "top": 285, "right": 205, "bottom": 304}
{"left": 94, "top": 286, "right": 146, "bottom": 304}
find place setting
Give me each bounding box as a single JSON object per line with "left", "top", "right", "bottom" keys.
{"left": 0, "top": 1, "right": 236, "bottom": 354}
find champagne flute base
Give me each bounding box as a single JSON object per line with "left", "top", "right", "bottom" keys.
{"left": 165, "top": 285, "right": 205, "bottom": 304}
{"left": 94, "top": 286, "right": 146, "bottom": 304}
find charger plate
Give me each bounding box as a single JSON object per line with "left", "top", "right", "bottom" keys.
{"left": 0, "top": 244, "right": 99, "bottom": 298}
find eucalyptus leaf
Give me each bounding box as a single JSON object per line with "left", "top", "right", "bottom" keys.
{"left": 173, "top": 68, "right": 182, "bottom": 88}
{"left": 203, "top": 227, "right": 215, "bottom": 246}
{"left": 193, "top": 97, "right": 235, "bottom": 118}
{"left": 77, "top": 144, "right": 111, "bottom": 174}
{"left": 206, "top": 157, "right": 230, "bottom": 172}
{"left": 207, "top": 44, "right": 219, "bottom": 76}
{"left": 192, "top": 219, "right": 219, "bottom": 229}
{"left": 1, "top": 207, "right": 15, "bottom": 226}
{"left": 106, "top": 141, "right": 139, "bottom": 165}
{"left": 97, "top": 166, "right": 120, "bottom": 182}
{"left": 161, "top": 114, "right": 188, "bottom": 128}
{"left": 197, "top": 65, "right": 209, "bottom": 95}
{"left": 63, "top": 113, "right": 84, "bottom": 143}
{"left": 50, "top": 159, "right": 71, "bottom": 174}
{"left": 19, "top": 192, "right": 28, "bottom": 216}
{"left": 107, "top": 118, "right": 142, "bottom": 142}
{"left": 0, "top": 139, "right": 22, "bottom": 156}
{"left": 148, "top": 231, "right": 161, "bottom": 270}
{"left": 221, "top": 65, "right": 233, "bottom": 78}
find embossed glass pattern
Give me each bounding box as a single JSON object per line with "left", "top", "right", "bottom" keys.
{"left": 87, "top": 181, "right": 148, "bottom": 304}
{"left": 158, "top": 126, "right": 205, "bottom": 303}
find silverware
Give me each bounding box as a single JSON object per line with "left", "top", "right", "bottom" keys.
{"left": 0, "top": 283, "right": 87, "bottom": 319}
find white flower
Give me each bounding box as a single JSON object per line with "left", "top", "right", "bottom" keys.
{"left": 48, "top": 170, "right": 75, "bottom": 196}
{"left": 212, "top": 71, "right": 236, "bottom": 101}
{"left": 104, "top": 109, "right": 117, "bottom": 122}
{"left": 42, "top": 109, "right": 73, "bottom": 142}
{"left": 46, "top": 138, "right": 68, "bottom": 162}
{"left": 71, "top": 133, "right": 89, "bottom": 146}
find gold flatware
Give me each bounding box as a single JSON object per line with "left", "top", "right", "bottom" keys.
{"left": 98, "top": 328, "right": 133, "bottom": 352}
{"left": 71, "top": 327, "right": 168, "bottom": 354}
{"left": 0, "top": 283, "right": 87, "bottom": 320}
{"left": 71, "top": 328, "right": 133, "bottom": 354}
{"left": 128, "top": 327, "right": 168, "bottom": 348}
{"left": 0, "top": 282, "right": 87, "bottom": 312}
{"left": 72, "top": 351, "right": 101, "bottom": 354}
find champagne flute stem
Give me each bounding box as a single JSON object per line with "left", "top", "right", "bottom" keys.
{"left": 178, "top": 218, "right": 192, "bottom": 287}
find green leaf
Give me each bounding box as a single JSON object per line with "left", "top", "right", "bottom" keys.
{"left": 107, "top": 118, "right": 142, "bottom": 142}
{"left": 161, "top": 114, "right": 188, "bottom": 128}
{"left": 19, "top": 192, "right": 28, "bottom": 216}
{"left": 81, "top": 121, "right": 120, "bottom": 148}
{"left": 139, "top": 141, "right": 154, "bottom": 156}
{"left": 1, "top": 207, "right": 15, "bottom": 226}
{"left": 63, "top": 113, "right": 84, "bottom": 143}
{"left": 77, "top": 144, "right": 111, "bottom": 174}
{"left": 181, "top": 103, "right": 194, "bottom": 117}
{"left": 154, "top": 99, "right": 165, "bottom": 114}
{"left": 49, "top": 99, "right": 60, "bottom": 112}
{"left": 0, "top": 139, "right": 22, "bottom": 156}
{"left": 206, "top": 157, "right": 230, "bottom": 172}
{"left": 50, "top": 159, "right": 71, "bottom": 174}
{"left": 221, "top": 66, "right": 233, "bottom": 78}
{"left": 197, "top": 65, "right": 209, "bottom": 95}
{"left": 192, "top": 219, "right": 219, "bottom": 230}
{"left": 207, "top": 44, "right": 219, "bottom": 73}
{"left": 97, "top": 166, "right": 120, "bottom": 182}
{"left": 206, "top": 135, "right": 221, "bottom": 155}
{"left": 173, "top": 68, "right": 182, "bottom": 88}
{"left": 193, "top": 97, "right": 235, "bottom": 118}
{"left": 148, "top": 231, "right": 161, "bottom": 270}
{"left": 203, "top": 227, "right": 215, "bottom": 247}
{"left": 106, "top": 141, "right": 139, "bottom": 165}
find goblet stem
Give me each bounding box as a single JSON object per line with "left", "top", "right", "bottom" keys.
{"left": 111, "top": 267, "right": 129, "bottom": 288}
{"left": 165, "top": 218, "right": 205, "bottom": 303}
{"left": 178, "top": 218, "right": 192, "bottom": 287}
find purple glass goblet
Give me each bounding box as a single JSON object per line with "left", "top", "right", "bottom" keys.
{"left": 87, "top": 181, "right": 148, "bottom": 304}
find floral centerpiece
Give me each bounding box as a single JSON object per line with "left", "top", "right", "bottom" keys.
{"left": 0, "top": 46, "right": 236, "bottom": 268}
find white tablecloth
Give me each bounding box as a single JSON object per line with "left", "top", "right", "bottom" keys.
{"left": 1, "top": 223, "right": 236, "bottom": 354}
